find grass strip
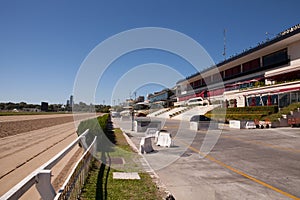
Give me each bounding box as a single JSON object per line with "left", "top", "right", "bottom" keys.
{"left": 80, "top": 128, "right": 162, "bottom": 200}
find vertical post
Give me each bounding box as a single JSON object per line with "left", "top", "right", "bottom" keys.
{"left": 79, "top": 135, "right": 88, "bottom": 149}
{"left": 223, "top": 29, "right": 226, "bottom": 60}
{"left": 131, "top": 109, "right": 134, "bottom": 131}
{"left": 35, "top": 170, "right": 56, "bottom": 200}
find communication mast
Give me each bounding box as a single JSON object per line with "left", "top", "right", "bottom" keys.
{"left": 223, "top": 29, "right": 227, "bottom": 60}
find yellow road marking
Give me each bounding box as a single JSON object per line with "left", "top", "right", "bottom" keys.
{"left": 177, "top": 139, "right": 300, "bottom": 200}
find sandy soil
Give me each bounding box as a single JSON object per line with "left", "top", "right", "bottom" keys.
{"left": 0, "top": 114, "right": 74, "bottom": 122}
{"left": 0, "top": 113, "right": 98, "bottom": 198}
{"left": 0, "top": 113, "right": 97, "bottom": 138}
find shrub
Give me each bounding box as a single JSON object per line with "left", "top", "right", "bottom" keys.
{"left": 262, "top": 102, "right": 300, "bottom": 122}
{"left": 77, "top": 114, "right": 111, "bottom": 150}
{"left": 207, "top": 106, "right": 278, "bottom": 122}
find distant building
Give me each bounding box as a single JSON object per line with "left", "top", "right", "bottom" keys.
{"left": 136, "top": 96, "right": 145, "bottom": 103}
{"left": 148, "top": 89, "right": 175, "bottom": 108}
{"left": 41, "top": 102, "right": 48, "bottom": 112}
{"left": 66, "top": 95, "right": 74, "bottom": 111}
{"left": 70, "top": 95, "right": 74, "bottom": 107}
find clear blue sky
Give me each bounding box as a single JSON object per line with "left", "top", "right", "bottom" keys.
{"left": 1, "top": 0, "right": 299, "bottom": 105}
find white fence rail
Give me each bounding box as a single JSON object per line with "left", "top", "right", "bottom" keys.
{"left": 1, "top": 129, "right": 96, "bottom": 200}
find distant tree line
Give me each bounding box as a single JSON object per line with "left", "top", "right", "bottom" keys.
{"left": 0, "top": 102, "right": 111, "bottom": 113}
{"left": 0, "top": 102, "right": 41, "bottom": 111}
{"left": 72, "top": 102, "right": 111, "bottom": 113}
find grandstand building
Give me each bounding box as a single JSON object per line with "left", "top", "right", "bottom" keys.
{"left": 176, "top": 24, "right": 300, "bottom": 108}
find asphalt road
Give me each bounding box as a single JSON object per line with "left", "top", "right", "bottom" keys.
{"left": 158, "top": 119, "right": 300, "bottom": 200}
{"left": 116, "top": 118, "right": 300, "bottom": 200}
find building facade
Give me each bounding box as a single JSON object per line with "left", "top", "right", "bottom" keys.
{"left": 148, "top": 89, "right": 175, "bottom": 108}
{"left": 176, "top": 24, "right": 300, "bottom": 108}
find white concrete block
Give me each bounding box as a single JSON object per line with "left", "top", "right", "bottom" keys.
{"left": 156, "top": 132, "right": 172, "bottom": 147}
{"left": 140, "top": 137, "right": 154, "bottom": 153}
{"left": 113, "top": 172, "right": 140, "bottom": 180}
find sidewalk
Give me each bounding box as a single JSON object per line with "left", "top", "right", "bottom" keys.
{"left": 112, "top": 118, "right": 217, "bottom": 200}
{"left": 112, "top": 118, "right": 175, "bottom": 199}
{"left": 113, "top": 118, "right": 196, "bottom": 171}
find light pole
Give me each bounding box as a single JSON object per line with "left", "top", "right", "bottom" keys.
{"left": 131, "top": 107, "right": 134, "bottom": 131}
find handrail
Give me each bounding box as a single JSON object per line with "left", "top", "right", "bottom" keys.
{"left": 0, "top": 129, "right": 90, "bottom": 200}
{"left": 54, "top": 136, "right": 97, "bottom": 200}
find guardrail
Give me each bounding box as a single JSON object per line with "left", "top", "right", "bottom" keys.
{"left": 1, "top": 129, "right": 96, "bottom": 200}
{"left": 54, "top": 135, "right": 96, "bottom": 200}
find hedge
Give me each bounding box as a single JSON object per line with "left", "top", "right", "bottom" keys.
{"left": 77, "top": 114, "right": 111, "bottom": 150}
{"left": 211, "top": 106, "right": 278, "bottom": 114}
{"left": 207, "top": 106, "right": 278, "bottom": 122}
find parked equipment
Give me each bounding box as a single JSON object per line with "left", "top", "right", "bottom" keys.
{"left": 254, "top": 119, "right": 271, "bottom": 129}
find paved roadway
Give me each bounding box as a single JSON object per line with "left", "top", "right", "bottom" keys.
{"left": 116, "top": 118, "right": 300, "bottom": 200}
{"left": 0, "top": 113, "right": 97, "bottom": 198}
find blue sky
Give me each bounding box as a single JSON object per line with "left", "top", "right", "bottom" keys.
{"left": 1, "top": 0, "right": 300, "bottom": 105}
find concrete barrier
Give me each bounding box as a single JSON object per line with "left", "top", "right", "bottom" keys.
{"left": 229, "top": 120, "right": 248, "bottom": 129}
{"left": 134, "top": 118, "right": 161, "bottom": 132}
{"left": 229, "top": 120, "right": 241, "bottom": 129}
{"left": 156, "top": 132, "right": 172, "bottom": 147}
{"left": 140, "top": 137, "right": 154, "bottom": 154}
{"left": 190, "top": 121, "right": 219, "bottom": 131}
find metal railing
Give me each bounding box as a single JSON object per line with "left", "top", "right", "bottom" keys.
{"left": 1, "top": 129, "right": 96, "bottom": 200}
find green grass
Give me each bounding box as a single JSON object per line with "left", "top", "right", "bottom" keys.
{"left": 77, "top": 114, "right": 112, "bottom": 150}
{"left": 80, "top": 128, "right": 162, "bottom": 200}
{"left": 80, "top": 161, "right": 161, "bottom": 200}
{"left": 113, "top": 128, "right": 132, "bottom": 152}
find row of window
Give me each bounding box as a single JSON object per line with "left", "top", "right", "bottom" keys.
{"left": 186, "top": 48, "right": 289, "bottom": 91}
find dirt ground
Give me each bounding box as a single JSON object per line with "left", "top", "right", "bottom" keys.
{"left": 0, "top": 113, "right": 97, "bottom": 138}
{"left": 0, "top": 113, "right": 99, "bottom": 197}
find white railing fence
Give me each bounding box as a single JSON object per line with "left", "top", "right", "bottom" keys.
{"left": 1, "top": 129, "right": 96, "bottom": 200}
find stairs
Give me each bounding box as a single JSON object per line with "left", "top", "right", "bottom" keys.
{"left": 172, "top": 105, "right": 221, "bottom": 121}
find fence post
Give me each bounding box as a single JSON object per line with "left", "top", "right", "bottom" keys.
{"left": 79, "top": 135, "right": 88, "bottom": 149}
{"left": 35, "top": 170, "right": 56, "bottom": 200}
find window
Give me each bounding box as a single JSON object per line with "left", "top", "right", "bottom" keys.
{"left": 225, "top": 65, "right": 241, "bottom": 78}
{"left": 243, "top": 58, "right": 260, "bottom": 72}
{"left": 263, "top": 48, "right": 289, "bottom": 68}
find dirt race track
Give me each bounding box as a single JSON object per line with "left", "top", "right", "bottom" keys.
{"left": 0, "top": 113, "right": 98, "bottom": 198}
{"left": 0, "top": 113, "right": 96, "bottom": 138}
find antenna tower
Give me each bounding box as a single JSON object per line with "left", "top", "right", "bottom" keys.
{"left": 223, "top": 29, "right": 227, "bottom": 60}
